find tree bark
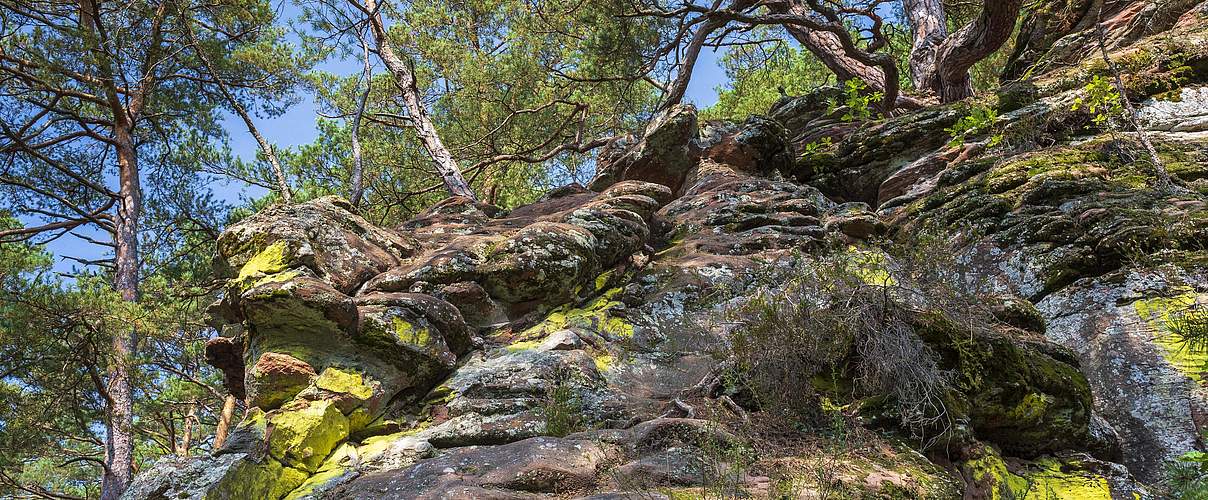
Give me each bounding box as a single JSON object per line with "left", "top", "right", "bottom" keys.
{"left": 349, "top": 31, "right": 372, "bottom": 206}
{"left": 100, "top": 123, "right": 140, "bottom": 500}
{"left": 1002, "top": 0, "right": 1098, "bottom": 81}
{"left": 82, "top": 0, "right": 142, "bottom": 496}
{"left": 791, "top": 27, "right": 886, "bottom": 90}
{"left": 358, "top": 0, "right": 477, "bottom": 201}
{"left": 177, "top": 404, "right": 196, "bottom": 457}
{"left": 213, "top": 394, "right": 238, "bottom": 450}
{"left": 902, "top": 0, "right": 948, "bottom": 91}
{"left": 659, "top": 15, "right": 726, "bottom": 110}
{"left": 768, "top": 0, "right": 901, "bottom": 113}
{"left": 770, "top": 1, "right": 887, "bottom": 92}
{"left": 913, "top": 0, "right": 1024, "bottom": 102}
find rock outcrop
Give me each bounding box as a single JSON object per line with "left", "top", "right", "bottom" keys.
{"left": 125, "top": 3, "right": 1208, "bottom": 498}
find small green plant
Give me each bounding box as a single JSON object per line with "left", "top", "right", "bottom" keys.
{"left": 828, "top": 78, "right": 882, "bottom": 122}
{"left": 799, "top": 137, "right": 834, "bottom": 174}
{"left": 946, "top": 105, "right": 1002, "bottom": 148}
{"left": 698, "top": 426, "right": 757, "bottom": 499}
{"left": 1164, "top": 451, "right": 1208, "bottom": 498}
{"left": 1169, "top": 305, "right": 1208, "bottom": 354}
{"left": 805, "top": 412, "right": 852, "bottom": 500}
{"left": 799, "top": 137, "right": 833, "bottom": 159}
{"left": 541, "top": 369, "right": 584, "bottom": 437}
{"left": 1071, "top": 75, "right": 1123, "bottom": 126}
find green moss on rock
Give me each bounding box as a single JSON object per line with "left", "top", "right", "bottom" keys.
{"left": 282, "top": 443, "right": 355, "bottom": 500}
{"left": 314, "top": 367, "right": 376, "bottom": 401}
{"left": 1020, "top": 458, "right": 1113, "bottom": 500}
{"left": 962, "top": 446, "right": 1120, "bottom": 500}
{"left": 233, "top": 241, "right": 295, "bottom": 291}
{"left": 914, "top": 312, "right": 1092, "bottom": 456}
{"left": 392, "top": 316, "right": 432, "bottom": 347}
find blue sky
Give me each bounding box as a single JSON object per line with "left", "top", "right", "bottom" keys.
{"left": 218, "top": 51, "right": 728, "bottom": 178}
{"left": 35, "top": 29, "right": 730, "bottom": 275}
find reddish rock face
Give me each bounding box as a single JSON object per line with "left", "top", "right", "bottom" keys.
{"left": 247, "top": 352, "right": 316, "bottom": 410}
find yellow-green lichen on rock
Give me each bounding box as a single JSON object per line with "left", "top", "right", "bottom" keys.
{"left": 424, "top": 383, "right": 457, "bottom": 407}
{"left": 964, "top": 448, "right": 1031, "bottom": 500}
{"left": 1134, "top": 292, "right": 1208, "bottom": 382}
{"left": 282, "top": 442, "right": 355, "bottom": 500}
{"left": 345, "top": 407, "right": 376, "bottom": 434}
{"left": 234, "top": 241, "right": 296, "bottom": 291}
{"left": 230, "top": 406, "right": 268, "bottom": 442}
{"left": 1006, "top": 392, "right": 1054, "bottom": 422}
{"left": 505, "top": 339, "right": 544, "bottom": 352}
{"left": 315, "top": 366, "right": 376, "bottom": 401}
{"left": 592, "top": 353, "right": 615, "bottom": 372}
{"left": 1015, "top": 458, "right": 1113, "bottom": 500}
{"left": 392, "top": 316, "right": 432, "bottom": 347}
{"left": 846, "top": 246, "right": 896, "bottom": 286}
{"left": 519, "top": 287, "right": 635, "bottom": 340}
{"left": 594, "top": 268, "right": 615, "bottom": 291}
{"left": 204, "top": 457, "right": 308, "bottom": 500}
{"left": 963, "top": 446, "right": 1118, "bottom": 500}
{"left": 356, "top": 431, "right": 403, "bottom": 460}
{"left": 268, "top": 399, "right": 350, "bottom": 472}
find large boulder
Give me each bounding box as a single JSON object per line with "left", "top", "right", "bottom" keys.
{"left": 332, "top": 436, "right": 612, "bottom": 499}
{"left": 588, "top": 104, "right": 701, "bottom": 194}
{"left": 888, "top": 111, "right": 1208, "bottom": 481}
{"left": 913, "top": 311, "right": 1094, "bottom": 456}
{"left": 215, "top": 196, "right": 419, "bottom": 296}
{"left": 362, "top": 181, "right": 670, "bottom": 312}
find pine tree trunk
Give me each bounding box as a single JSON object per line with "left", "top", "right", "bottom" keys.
{"left": 791, "top": 26, "right": 887, "bottom": 91}
{"left": 659, "top": 16, "right": 725, "bottom": 109}
{"left": 770, "top": 0, "right": 902, "bottom": 113}
{"left": 360, "top": 0, "right": 477, "bottom": 201}
{"left": 938, "top": 0, "right": 1023, "bottom": 101}
{"left": 177, "top": 404, "right": 196, "bottom": 457}
{"left": 213, "top": 394, "right": 238, "bottom": 450}
{"left": 908, "top": 0, "right": 1023, "bottom": 102}
{"left": 100, "top": 128, "right": 140, "bottom": 500}
{"left": 903, "top": 0, "right": 947, "bottom": 91}
{"left": 350, "top": 32, "right": 372, "bottom": 206}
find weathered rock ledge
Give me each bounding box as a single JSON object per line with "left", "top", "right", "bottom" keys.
{"left": 125, "top": 5, "right": 1208, "bottom": 498}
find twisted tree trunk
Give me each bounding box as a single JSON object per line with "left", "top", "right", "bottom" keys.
{"left": 906, "top": 0, "right": 1024, "bottom": 102}
{"left": 770, "top": 0, "right": 903, "bottom": 113}
{"left": 902, "top": 0, "right": 947, "bottom": 91}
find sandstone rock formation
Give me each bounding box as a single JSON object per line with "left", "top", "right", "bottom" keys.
{"left": 124, "top": 3, "right": 1208, "bottom": 498}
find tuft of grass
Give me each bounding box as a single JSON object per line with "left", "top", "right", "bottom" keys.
{"left": 542, "top": 368, "right": 584, "bottom": 438}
